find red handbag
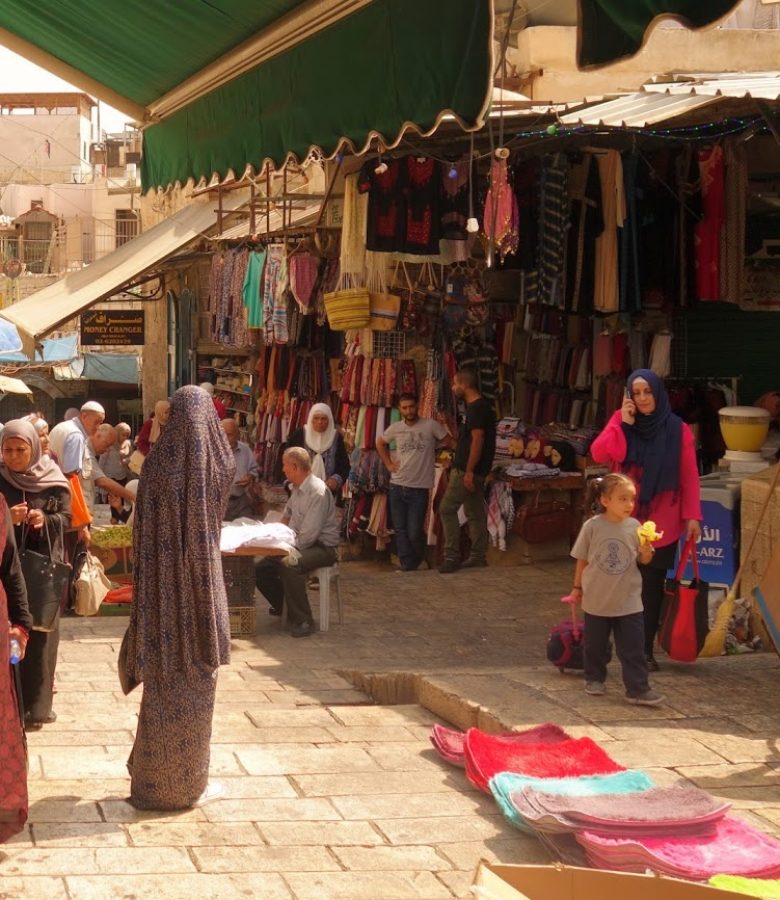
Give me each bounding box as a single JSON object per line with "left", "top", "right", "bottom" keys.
{"left": 659, "top": 538, "right": 710, "bottom": 663}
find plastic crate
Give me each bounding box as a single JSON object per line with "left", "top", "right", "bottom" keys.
{"left": 221, "top": 555, "right": 256, "bottom": 605}
{"left": 229, "top": 605, "right": 256, "bottom": 637}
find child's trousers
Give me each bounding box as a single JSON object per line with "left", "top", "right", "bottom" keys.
{"left": 583, "top": 611, "right": 649, "bottom": 695}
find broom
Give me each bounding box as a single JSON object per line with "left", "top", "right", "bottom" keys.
{"left": 699, "top": 461, "right": 780, "bottom": 657}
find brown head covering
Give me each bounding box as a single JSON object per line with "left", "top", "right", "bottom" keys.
{"left": 0, "top": 419, "right": 70, "bottom": 493}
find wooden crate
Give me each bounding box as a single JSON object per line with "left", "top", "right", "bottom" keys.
{"left": 229, "top": 605, "right": 256, "bottom": 637}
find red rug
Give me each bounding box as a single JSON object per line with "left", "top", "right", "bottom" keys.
{"left": 464, "top": 728, "right": 624, "bottom": 793}
{"left": 430, "top": 723, "right": 570, "bottom": 768}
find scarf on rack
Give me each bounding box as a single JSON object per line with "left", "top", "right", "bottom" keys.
{"left": 623, "top": 369, "right": 682, "bottom": 513}
{"left": 0, "top": 419, "right": 70, "bottom": 492}
{"left": 304, "top": 403, "right": 337, "bottom": 481}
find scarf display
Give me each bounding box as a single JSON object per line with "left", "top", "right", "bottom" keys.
{"left": 623, "top": 368, "right": 682, "bottom": 511}
{"left": 0, "top": 419, "right": 69, "bottom": 492}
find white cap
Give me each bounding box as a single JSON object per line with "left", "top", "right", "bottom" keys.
{"left": 81, "top": 401, "right": 106, "bottom": 415}
{"left": 199, "top": 382, "right": 215, "bottom": 396}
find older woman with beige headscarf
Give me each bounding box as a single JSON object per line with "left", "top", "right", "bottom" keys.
{"left": 135, "top": 401, "right": 170, "bottom": 457}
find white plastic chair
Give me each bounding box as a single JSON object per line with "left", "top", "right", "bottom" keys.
{"left": 312, "top": 563, "right": 344, "bottom": 631}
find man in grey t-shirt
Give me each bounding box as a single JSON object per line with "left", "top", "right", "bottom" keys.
{"left": 376, "top": 394, "right": 453, "bottom": 571}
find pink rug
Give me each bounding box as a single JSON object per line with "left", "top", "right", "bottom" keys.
{"left": 430, "top": 723, "right": 570, "bottom": 768}
{"left": 578, "top": 815, "right": 780, "bottom": 880}
{"left": 464, "top": 728, "right": 624, "bottom": 794}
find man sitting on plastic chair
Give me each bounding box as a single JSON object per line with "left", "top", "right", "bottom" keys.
{"left": 255, "top": 447, "right": 340, "bottom": 638}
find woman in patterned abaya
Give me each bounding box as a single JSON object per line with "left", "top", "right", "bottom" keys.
{"left": 123, "top": 386, "right": 235, "bottom": 810}
{"left": 0, "top": 493, "right": 32, "bottom": 842}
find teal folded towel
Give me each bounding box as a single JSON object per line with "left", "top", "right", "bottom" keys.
{"left": 490, "top": 770, "right": 655, "bottom": 832}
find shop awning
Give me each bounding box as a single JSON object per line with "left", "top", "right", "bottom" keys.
{"left": 0, "top": 0, "right": 493, "bottom": 191}
{"left": 0, "top": 375, "right": 32, "bottom": 397}
{"left": 0, "top": 197, "right": 245, "bottom": 357}
{"left": 577, "top": 1, "right": 742, "bottom": 68}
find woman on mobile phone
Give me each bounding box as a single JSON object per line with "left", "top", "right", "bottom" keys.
{"left": 590, "top": 369, "right": 702, "bottom": 671}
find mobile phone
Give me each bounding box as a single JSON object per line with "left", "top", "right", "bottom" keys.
{"left": 625, "top": 388, "right": 631, "bottom": 400}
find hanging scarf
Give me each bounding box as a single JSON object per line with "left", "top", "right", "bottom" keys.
{"left": 623, "top": 369, "right": 682, "bottom": 513}
{"left": 304, "top": 403, "right": 337, "bottom": 481}
{"left": 0, "top": 419, "right": 69, "bottom": 492}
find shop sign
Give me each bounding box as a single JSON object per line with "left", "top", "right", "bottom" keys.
{"left": 81, "top": 310, "right": 145, "bottom": 346}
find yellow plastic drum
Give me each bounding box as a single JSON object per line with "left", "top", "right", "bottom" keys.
{"left": 719, "top": 406, "right": 771, "bottom": 453}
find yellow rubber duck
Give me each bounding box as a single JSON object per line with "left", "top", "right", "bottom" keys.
{"left": 637, "top": 521, "right": 664, "bottom": 546}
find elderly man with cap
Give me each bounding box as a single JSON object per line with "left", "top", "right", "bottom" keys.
{"left": 221, "top": 418, "right": 258, "bottom": 520}
{"left": 84, "top": 424, "right": 137, "bottom": 512}
{"left": 49, "top": 401, "right": 106, "bottom": 480}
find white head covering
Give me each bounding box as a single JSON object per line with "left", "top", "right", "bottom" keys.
{"left": 125, "top": 479, "right": 139, "bottom": 527}
{"left": 81, "top": 400, "right": 106, "bottom": 416}
{"left": 303, "top": 403, "right": 336, "bottom": 481}
{"left": 199, "top": 382, "right": 215, "bottom": 396}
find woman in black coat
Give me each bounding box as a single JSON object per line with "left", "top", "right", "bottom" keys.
{"left": 0, "top": 419, "right": 71, "bottom": 726}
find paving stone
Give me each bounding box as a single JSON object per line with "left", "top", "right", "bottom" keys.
{"left": 681, "top": 732, "right": 780, "bottom": 765}
{"left": 331, "top": 792, "right": 495, "bottom": 821}
{"left": 32, "top": 824, "right": 130, "bottom": 848}
{"left": 27, "top": 799, "right": 104, "bottom": 824}
{"left": 25, "top": 730, "right": 135, "bottom": 747}
{"left": 38, "top": 747, "right": 130, "bottom": 780}
{"left": 245, "top": 708, "right": 341, "bottom": 728}
{"left": 259, "top": 821, "right": 383, "bottom": 846}
{"left": 127, "top": 822, "right": 264, "bottom": 847}
{"left": 436, "top": 837, "right": 550, "bottom": 870}
{"left": 325, "top": 726, "right": 420, "bottom": 743}
{"left": 191, "top": 845, "right": 339, "bottom": 873}
{"left": 749, "top": 807, "right": 780, "bottom": 829}
{"left": 235, "top": 744, "right": 380, "bottom": 777}
{"left": 327, "top": 705, "right": 438, "bottom": 727}
{"left": 263, "top": 689, "right": 373, "bottom": 706}
{"left": 283, "top": 870, "right": 451, "bottom": 899}
{"left": 365, "top": 745, "right": 457, "bottom": 773}
{"left": 600, "top": 736, "right": 727, "bottom": 768}
{"left": 202, "top": 798, "right": 341, "bottom": 824}
{"left": 375, "top": 815, "right": 507, "bottom": 845}
{"left": 65, "top": 874, "right": 292, "bottom": 899}
{"left": 0, "top": 876, "right": 67, "bottom": 898}
{"left": 100, "top": 800, "right": 208, "bottom": 824}
{"left": 436, "top": 869, "right": 477, "bottom": 899}
{"left": 294, "top": 771, "right": 477, "bottom": 797}
{"left": 212, "top": 725, "right": 338, "bottom": 744}
{"left": 676, "top": 763, "right": 780, "bottom": 788}
{"left": 332, "top": 844, "right": 452, "bottom": 871}
{"left": 707, "top": 786, "right": 780, "bottom": 809}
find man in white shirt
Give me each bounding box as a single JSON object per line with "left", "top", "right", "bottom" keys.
{"left": 49, "top": 400, "right": 106, "bottom": 477}
{"left": 255, "top": 447, "right": 340, "bottom": 638}
{"left": 221, "top": 418, "right": 259, "bottom": 520}
{"left": 376, "top": 393, "right": 453, "bottom": 571}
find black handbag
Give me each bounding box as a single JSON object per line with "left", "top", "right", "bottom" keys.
{"left": 19, "top": 518, "right": 72, "bottom": 633}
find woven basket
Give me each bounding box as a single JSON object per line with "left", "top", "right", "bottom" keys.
{"left": 369, "top": 292, "right": 401, "bottom": 331}
{"left": 324, "top": 287, "right": 370, "bottom": 330}
{"left": 229, "top": 605, "right": 257, "bottom": 637}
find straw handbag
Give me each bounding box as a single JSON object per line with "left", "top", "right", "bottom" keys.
{"left": 324, "top": 273, "right": 370, "bottom": 330}
{"left": 368, "top": 265, "right": 400, "bottom": 331}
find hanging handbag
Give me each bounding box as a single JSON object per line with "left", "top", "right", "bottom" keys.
{"left": 323, "top": 273, "right": 370, "bottom": 330}
{"left": 127, "top": 450, "right": 145, "bottom": 476}
{"left": 659, "top": 537, "right": 710, "bottom": 663}
{"left": 73, "top": 551, "right": 111, "bottom": 617}
{"left": 19, "top": 517, "right": 72, "bottom": 633}
{"left": 67, "top": 473, "right": 92, "bottom": 529}
{"left": 512, "top": 492, "right": 573, "bottom": 544}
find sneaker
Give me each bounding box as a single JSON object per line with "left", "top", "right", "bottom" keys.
{"left": 291, "top": 621, "right": 314, "bottom": 638}
{"left": 193, "top": 781, "right": 224, "bottom": 807}
{"left": 438, "top": 559, "right": 461, "bottom": 574}
{"left": 626, "top": 689, "right": 665, "bottom": 707}
{"left": 585, "top": 681, "right": 606, "bottom": 696}
{"left": 645, "top": 655, "right": 660, "bottom": 672}
{"left": 460, "top": 557, "right": 487, "bottom": 569}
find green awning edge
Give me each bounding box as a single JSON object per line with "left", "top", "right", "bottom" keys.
{"left": 577, "top": 0, "right": 742, "bottom": 69}
{"left": 141, "top": 0, "right": 493, "bottom": 191}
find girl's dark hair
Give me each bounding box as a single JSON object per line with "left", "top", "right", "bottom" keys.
{"left": 584, "top": 473, "right": 636, "bottom": 517}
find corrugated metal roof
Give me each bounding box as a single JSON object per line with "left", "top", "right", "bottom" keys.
{"left": 559, "top": 71, "right": 780, "bottom": 128}
{"left": 559, "top": 91, "right": 716, "bottom": 127}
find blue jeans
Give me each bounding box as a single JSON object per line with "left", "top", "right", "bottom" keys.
{"left": 389, "top": 485, "right": 429, "bottom": 571}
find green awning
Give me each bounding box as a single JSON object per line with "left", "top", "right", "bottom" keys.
{"left": 141, "top": 0, "right": 492, "bottom": 189}
{"left": 578, "top": 0, "right": 742, "bottom": 68}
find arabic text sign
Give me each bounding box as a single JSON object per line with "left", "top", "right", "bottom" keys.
{"left": 81, "top": 310, "right": 145, "bottom": 346}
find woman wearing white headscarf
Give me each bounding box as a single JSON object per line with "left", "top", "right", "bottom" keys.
{"left": 285, "top": 403, "right": 349, "bottom": 494}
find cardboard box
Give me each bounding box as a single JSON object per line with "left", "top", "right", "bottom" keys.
{"left": 472, "top": 863, "right": 744, "bottom": 899}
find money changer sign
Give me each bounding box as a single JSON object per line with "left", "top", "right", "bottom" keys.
{"left": 81, "top": 310, "right": 144, "bottom": 347}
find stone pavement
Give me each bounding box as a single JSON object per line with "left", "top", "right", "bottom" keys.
{"left": 2, "top": 559, "right": 780, "bottom": 898}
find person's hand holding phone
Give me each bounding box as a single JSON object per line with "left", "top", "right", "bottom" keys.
{"left": 621, "top": 389, "right": 637, "bottom": 426}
